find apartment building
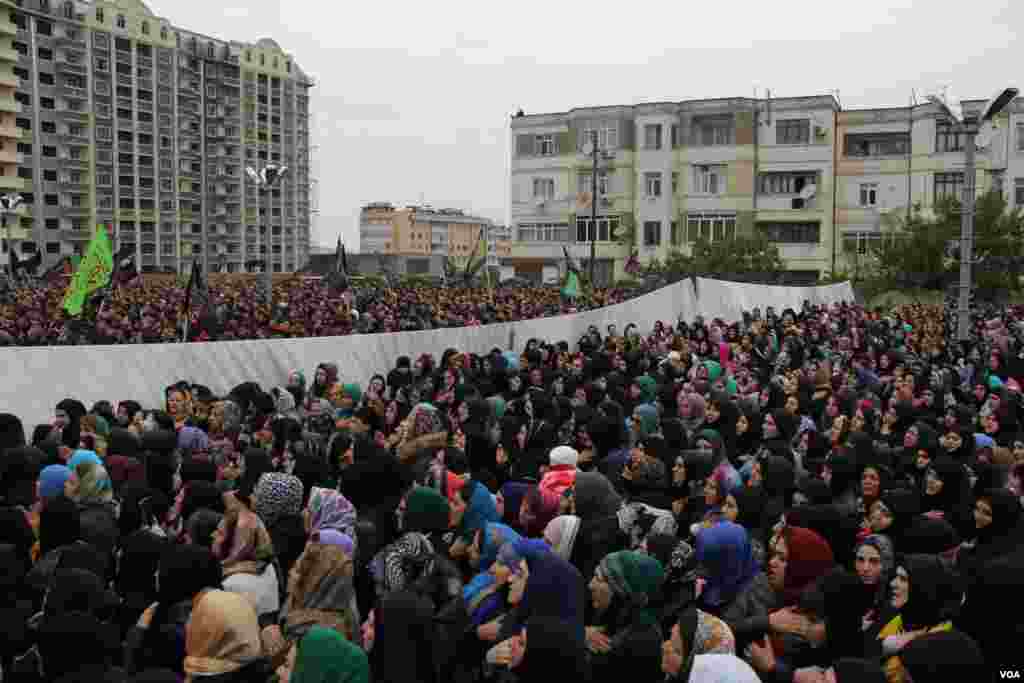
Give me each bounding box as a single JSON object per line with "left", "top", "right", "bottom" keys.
{"left": 836, "top": 97, "right": 1024, "bottom": 268}
{"left": 358, "top": 202, "right": 503, "bottom": 274}
{"left": 510, "top": 96, "right": 838, "bottom": 285}
{"left": 4, "top": 0, "right": 313, "bottom": 274}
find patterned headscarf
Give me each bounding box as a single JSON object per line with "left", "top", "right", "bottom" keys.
{"left": 307, "top": 487, "right": 357, "bottom": 540}
{"left": 676, "top": 607, "right": 736, "bottom": 656}
{"left": 70, "top": 461, "right": 114, "bottom": 505}
{"left": 184, "top": 590, "right": 263, "bottom": 677}
{"left": 597, "top": 550, "right": 665, "bottom": 627}
{"left": 253, "top": 473, "right": 304, "bottom": 528}
{"left": 543, "top": 515, "right": 581, "bottom": 561}
{"left": 282, "top": 542, "right": 359, "bottom": 644}
{"left": 371, "top": 532, "right": 435, "bottom": 594}
{"left": 217, "top": 507, "right": 275, "bottom": 576}
{"left": 410, "top": 403, "right": 444, "bottom": 438}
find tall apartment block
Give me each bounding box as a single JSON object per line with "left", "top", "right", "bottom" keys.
{"left": 509, "top": 94, "right": 1024, "bottom": 285}
{"left": 3, "top": 0, "right": 313, "bottom": 274}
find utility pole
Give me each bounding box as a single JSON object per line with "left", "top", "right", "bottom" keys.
{"left": 958, "top": 119, "right": 977, "bottom": 343}
{"left": 589, "top": 130, "right": 598, "bottom": 287}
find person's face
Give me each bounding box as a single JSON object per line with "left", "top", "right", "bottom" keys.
{"left": 852, "top": 411, "right": 865, "bottom": 432}
{"left": 315, "top": 368, "right": 327, "bottom": 385}
{"left": 703, "top": 479, "right": 720, "bottom": 506}
{"left": 722, "top": 494, "right": 739, "bottom": 522}
{"left": 211, "top": 520, "right": 227, "bottom": 558}
{"left": 1014, "top": 441, "right": 1024, "bottom": 464}
{"left": 449, "top": 489, "right": 467, "bottom": 529}
{"left": 869, "top": 500, "right": 893, "bottom": 533}
{"left": 736, "top": 414, "right": 749, "bottom": 434}
{"left": 63, "top": 472, "right": 79, "bottom": 498}
{"left": 985, "top": 414, "right": 1000, "bottom": 434}
{"left": 974, "top": 498, "right": 993, "bottom": 530}
{"left": 890, "top": 566, "right": 909, "bottom": 609}
{"left": 784, "top": 395, "right": 800, "bottom": 416}
{"left": 855, "top": 545, "right": 883, "bottom": 585}
{"left": 706, "top": 403, "right": 721, "bottom": 423}
{"left": 672, "top": 456, "right": 687, "bottom": 485}
{"left": 509, "top": 376, "right": 522, "bottom": 392}
{"left": 166, "top": 390, "right": 186, "bottom": 418}
{"left": 862, "top": 467, "right": 882, "bottom": 499}
{"left": 1009, "top": 470, "right": 1023, "bottom": 496}
{"left": 508, "top": 560, "right": 529, "bottom": 604}
{"left": 589, "top": 569, "right": 613, "bottom": 612}
{"left": 764, "top": 414, "right": 777, "bottom": 438}
{"left": 116, "top": 404, "right": 129, "bottom": 425}
{"left": 750, "top": 462, "right": 763, "bottom": 487}
{"left": 974, "top": 384, "right": 987, "bottom": 402}
{"left": 385, "top": 401, "right": 398, "bottom": 425}
{"left": 458, "top": 402, "right": 470, "bottom": 423}
{"left": 54, "top": 409, "right": 69, "bottom": 428}
{"left": 924, "top": 469, "right": 944, "bottom": 496}
{"left": 661, "top": 623, "right": 686, "bottom": 676}
{"left": 767, "top": 535, "right": 788, "bottom": 592}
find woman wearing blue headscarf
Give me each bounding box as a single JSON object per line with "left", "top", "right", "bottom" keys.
{"left": 694, "top": 521, "right": 759, "bottom": 616}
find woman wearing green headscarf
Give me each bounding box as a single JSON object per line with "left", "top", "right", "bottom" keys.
{"left": 279, "top": 626, "right": 369, "bottom": 683}
{"left": 585, "top": 550, "right": 666, "bottom": 683}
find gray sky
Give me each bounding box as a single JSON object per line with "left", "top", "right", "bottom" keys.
{"left": 155, "top": 0, "right": 1023, "bottom": 250}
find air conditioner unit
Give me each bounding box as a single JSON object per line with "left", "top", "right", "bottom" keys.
{"left": 814, "top": 126, "right": 827, "bottom": 138}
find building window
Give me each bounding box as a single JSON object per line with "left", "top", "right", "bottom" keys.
{"left": 516, "top": 222, "right": 571, "bottom": 242}
{"left": 1015, "top": 178, "right": 1024, "bottom": 207}
{"left": 776, "top": 119, "right": 810, "bottom": 145}
{"left": 534, "top": 134, "right": 554, "bottom": 156}
{"left": 580, "top": 126, "right": 618, "bottom": 151}
{"left": 859, "top": 183, "right": 878, "bottom": 207}
{"left": 577, "top": 171, "right": 609, "bottom": 196}
{"left": 691, "top": 115, "right": 734, "bottom": 146}
{"left": 758, "top": 221, "right": 820, "bottom": 243}
{"left": 672, "top": 172, "right": 679, "bottom": 195}
{"left": 643, "top": 124, "right": 662, "bottom": 150}
{"left": 935, "top": 119, "right": 963, "bottom": 153}
{"left": 160, "top": 26, "right": 168, "bottom": 40}
{"left": 845, "top": 133, "right": 910, "bottom": 157}
{"left": 46, "top": 242, "right": 61, "bottom": 254}
{"left": 575, "top": 215, "right": 620, "bottom": 242}
{"left": 116, "top": 14, "right": 125, "bottom": 28}
{"left": 96, "top": 125, "right": 111, "bottom": 140}
{"left": 644, "top": 172, "right": 662, "bottom": 197}
{"left": 141, "top": 20, "right": 149, "bottom": 35}
{"left": 260, "top": 53, "right": 265, "bottom": 65}
{"left": 934, "top": 172, "right": 964, "bottom": 201}
{"left": 759, "top": 171, "right": 817, "bottom": 195}
{"left": 686, "top": 213, "right": 737, "bottom": 243}
{"left": 95, "top": 6, "right": 103, "bottom": 22}
{"left": 286, "top": 61, "right": 291, "bottom": 73}
{"left": 693, "top": 165, "right": 726, "bottom": 195}
{"left": 643, "top": 220, "right": 661, "bottom": 246}
{"left": 532, "top": 177, "right": 555, "bottom": 199}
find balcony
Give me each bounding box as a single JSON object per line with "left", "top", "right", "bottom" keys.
{"left": 60, "top": 228, "right": 92, "bottom": 240}
{"left": 61, "top": 204, "right": 91, "bottom": 215}
{"left": 118, "top": 209, "right": 137, "bottom": 221}
{"left": 136, "top": 121, "right": 153, "bottom": 133}
{"left": 115, "top": 50, "right": 132, "bottom": 65}
{"left": 0, "top": 47, "right": 18, "bottom": 63}
{"left": 57, "top": 107, "right": 88, "bottom": 120}
{"left": 58, "top": 154, "right": 89, "bottom": 168}
{"left": 0, "top": 71, "right": 18, "bottom": 88}
{"left": 0, "top": 96, "right": 21, "bottom": 113}
{"left": 56, "top": 32, "right": 87, "bottom": 48}
{"left": 116, "top": 73, "right": 133, "bottom": 86}
{"left": 56, "top": 59, "right": 87, "bottom": 75}
{"left": 0, "top": 124, "right": 23, "bottom": 139}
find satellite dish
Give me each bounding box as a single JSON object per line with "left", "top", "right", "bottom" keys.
{"left": 245, "top": 167, "right": 261, "bottom": 184}
{"left": 582, "top": 141, "right": 594, "bottom": 156}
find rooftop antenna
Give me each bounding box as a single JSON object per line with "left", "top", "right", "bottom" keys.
{"left": 764, "top": 88, "right": 772, "bottom": 126}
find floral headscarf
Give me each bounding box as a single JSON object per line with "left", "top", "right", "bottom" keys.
{"left": 69, "top": 461, "right": 114, "bottom": 505}
{"left": 281, "top": 542, "right": 359, "bottom": 644}
{"left": 253, "top": 473, "right": 304, "bottom": 528}
{"left": 307, "top": 487, "right": 357, "bottom": 540}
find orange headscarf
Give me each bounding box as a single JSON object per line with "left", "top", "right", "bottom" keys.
{"left": 184, "top": 589, "right": 263, "bottom": 679}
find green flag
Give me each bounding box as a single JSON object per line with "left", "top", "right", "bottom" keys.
{"left": 561, "top": 269, "right": 580, "bottom": 299}
{"left": 62, "top": 225, "right": 113, "bottom": 316}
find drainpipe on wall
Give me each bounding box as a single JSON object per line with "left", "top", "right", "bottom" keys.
{"left": 831, "top": 107, "right": 839, "bottom": 276}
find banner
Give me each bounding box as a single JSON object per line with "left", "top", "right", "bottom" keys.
{"left": 62, "top": 226, "right": 113, "bottom": 316}
{"left": 0, "top": 278, "right": 852, "bottom": 429}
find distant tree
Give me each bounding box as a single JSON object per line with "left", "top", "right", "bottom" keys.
{"left": 663, "top": 234, "right": 785, "bottom": 280}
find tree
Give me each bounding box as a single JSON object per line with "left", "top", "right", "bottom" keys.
{"left": 873, "top": 191, "right": 1024, "bottom": 292}
{"left": 663, "top": 234, "right": 785, "bottom": 281}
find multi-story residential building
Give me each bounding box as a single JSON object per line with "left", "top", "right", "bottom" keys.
{"left": 358, "top": 201, "right": 505, "bottom": 274}
{"left": 510, "top": 96, "right": 838, "bottom": 285}
{"left": 3, "top": 0, "right": 313, "bottom": 274}
{"left": 836, "top": 98, "right": 1024, "bottom": 270}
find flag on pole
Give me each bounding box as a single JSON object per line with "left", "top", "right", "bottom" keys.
{"left": 62, "top": 225, "right": 113, "bottom": 316}
{"left": 561, "top": 246, "right": 580, "bottom": 299}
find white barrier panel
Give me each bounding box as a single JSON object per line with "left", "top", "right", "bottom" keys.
{"left": 694, "top": 278, "right": 855, "bottom": 324}
{"left": 0, "top": 278, "right": 700, "bottom": 430}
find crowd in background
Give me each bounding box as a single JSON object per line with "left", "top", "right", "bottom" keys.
{"left": 0, "top": 299, "right": 1021, "bottom": 682}
{"left": 0, "top": 276, "right": 632, "bottom": 345}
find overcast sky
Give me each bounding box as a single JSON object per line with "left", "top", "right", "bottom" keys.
{"left": 156, "top": 0, "right": 1022, "bottom": 250}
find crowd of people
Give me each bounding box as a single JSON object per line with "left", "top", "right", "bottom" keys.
{"left": 0, "top": 297, "right": 1021, "bottom": 683}
{"left": 0, "top": 275, "right": 633, "bottom": 345}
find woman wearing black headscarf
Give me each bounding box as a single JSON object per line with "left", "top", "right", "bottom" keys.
{"left": 957, "top": 487, "right": 1022, "bottom": 581}
{"left": 369, "top": 589, "right": 438, "bottom": 683}
{"left": 123, "top": 544, "right": 224, "bottom": 675}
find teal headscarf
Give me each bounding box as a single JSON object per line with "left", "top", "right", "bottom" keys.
{"left": 633, "top": 404, "right": 660, "bottom": 438}
{"left": 636, "top": 375, "right": 658, "bottom": 405}
{"left": 291, "top": 626, "right": 369, "bottom": 683}
{"left": 458, "top": 480, "right": 500, "bottom": 542}
{"left": 598, "top": 550, "right": 665, "bottom": 628}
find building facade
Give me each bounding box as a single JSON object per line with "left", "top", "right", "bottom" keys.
{"left": 509, "top": 96, "right": 839, "bottom": 285}
{"left": 357, "top": 201, "right": 504, "bottom": 273}
{"left": 4, "top": 0, "right": 313, "bottom": 273}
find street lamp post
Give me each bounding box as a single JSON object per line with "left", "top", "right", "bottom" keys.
{"left": 245, "top": 163, "right": 288, "bottom": 303}
{"left": 928, "top": 87, "right": 1018, "bottom": 343}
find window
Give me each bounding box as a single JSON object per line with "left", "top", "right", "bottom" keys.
{"left": 12, "top": 41, "right": 27, "bottom": 57}
{"left": 286, "top": 61, "right": 291, "bottom": 73}
{"left": 39, "top": 0, "right": 49, "bottom": 12}
{"left": 38, "top": 72, "right": 54, "bottom": 85}
{"left": 1015, "top": 178, "right": 1024, "bottom": 207}
{"left": 643, "top": 221, "right": 661, "bottom": 246}
{"left": 97, "top": 172, "right": 112, "bottom": 186}
{"left": 671, "top": 124, "right": 679, "bottom": 147}
{"left": 842, "top": 232, "right": 884, "bottom": 256}
{"left": 95, "top": 80, "right": 109, "bottom": 94}
{"left": 141, "top": 20, "right": 149, "bottom": 35}
{"left": 934, "top": 172, "right": 964, "bottom": 201}
{"left": 17, "top": 167, "right": 32, "bottom": 180}
{"left": 246, "top": 50, "right": 251, "bottom": 62}
{"left": 516, "top": 222, "right": 571, "bottom": 242}
{"left": 160, "top": 26, "right": 168, "bottom": 40}
{"left": 845, "top": 133, "right": 910, "bottom": 157}
{"left": 776, "top": 119, "right": 810, "bottom": 145}
{"left": 574, "top": 215, "right": 620, "bottom": 242}
{"left": 36, "top": 19, "right": 51, "bottom": 35}
{"left": 580, "top": 126, "right": 618, "bottom": 151}
{"left": 46, "top": 218, "right": 59, "bottom": 230}
{"left": 758, "top": 221, "right": 820, "bottom": 243}
{"left": 643, "top": 124, "right": 662, "bottom": 150}
{"left": 686, "top": 213, "right": 737, "bottom": 243}
{"left": 40, "top": 120, "right": 55, "bottom": 134}
{"left": 95, "top": 6, "right": 103, "bottom": 22}
{"left": 44, "top": 193, "right": 58, "bottom": 206}
{"left": 95, "top": 103, "right": 111, "bottom": 118}
{"left": 534, "top": 134, "right": 554, "bottom": 156}
{"left": 116, "top": 14, "right": 125, "bottom": 28}
{"left": 691, "top": 116, "right": 734, "bottom": 146}
{"left": 532, "top": 177, "right": 555, "bottom": 199}
{"left": 859, "top": 183, "right": 878, "bottom": 207}
{"left": 759, "top": 172, "right": 817, "bottom": 194}
{"left": 672, "top": 172, "right": 679, "bottom": 195}
{"left": 577, "top": 171, "right": 609, "bottom": 196}
{"left": 1017, "top": 123, "right": 1024, "bottom": 152}
{"left": 260, "top": 53, "right": 265, "bottom": 66}
{"left": 47, "top": 242, "right": 61, "bottom": 254}
{"left": 935, "top": 119, "right": 963, "bottom": 153}
{"left": 644, "top": 172, "right": 662, "bottom": 197}
{"left": 693, "top": 165, "right": 726, "bottom": 195}
{"left": 37, "top": 47, "right": 52, "bottom": 61}
{"left": 42, "top": 145, "right": 56, "bottom": 157}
